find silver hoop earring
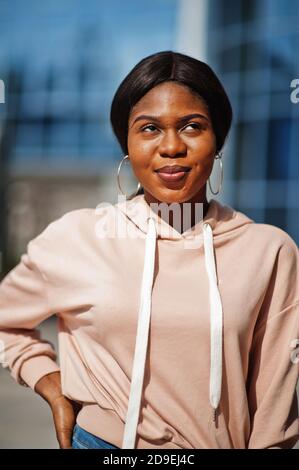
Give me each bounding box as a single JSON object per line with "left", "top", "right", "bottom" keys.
{"left": 208, "top": 152, "right": 223, "bottom": 195}
{"left": 117, "top": 155, "right": 141, "bottom": 199}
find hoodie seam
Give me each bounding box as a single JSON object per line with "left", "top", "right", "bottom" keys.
{"left": 28, "top": 239, "right": 51, "bottom": 316}
{"left": 253, "top": 300, "right": 299, "bottom": 337}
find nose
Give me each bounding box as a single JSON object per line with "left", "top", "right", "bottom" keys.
{"left": 158, "top": 129, "right": 187, "bottom": 158}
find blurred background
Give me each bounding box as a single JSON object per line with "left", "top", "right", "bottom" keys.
{"left": 0, "top": 0, "right": 298, "bottom": 448}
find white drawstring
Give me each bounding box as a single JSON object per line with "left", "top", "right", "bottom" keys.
{"left": 122, "top": 219, "right": 223, "bottom": 448}
{"left": 122, "top": 217, "right": 157, "bottom": 449}
{"left": 203, "top": 223, "right": 223, "bottom": 422}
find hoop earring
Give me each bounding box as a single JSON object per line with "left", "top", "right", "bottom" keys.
{"left": 208, "top": 152, "right": 223, "bottom": 195}
{"left": 117, "top": 155, "right": 141, "bottom": 199}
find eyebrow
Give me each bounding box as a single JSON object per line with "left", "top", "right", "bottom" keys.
{"left": 130, "top": 113, "right": 209, "bottom": 127}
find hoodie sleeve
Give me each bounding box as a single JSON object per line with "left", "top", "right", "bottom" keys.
{"left": 0, "top": 220, "right": 62, "bottom": 391}
{"left": 246, "top": 230, "right": 299, "bottom": 449}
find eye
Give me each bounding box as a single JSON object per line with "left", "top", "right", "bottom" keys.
{"left": 141, "top": 124, "right": 158, "bottom": 132}
{"left": 183, "top": 123, "right": 203, "bottom": 131}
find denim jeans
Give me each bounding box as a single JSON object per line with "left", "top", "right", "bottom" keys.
{"left": 72, "top": 423, "right": 120, "bottom": 449}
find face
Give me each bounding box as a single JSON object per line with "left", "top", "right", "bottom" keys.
{"left": 127, "top": 81, "right": 217, "bottom": 204}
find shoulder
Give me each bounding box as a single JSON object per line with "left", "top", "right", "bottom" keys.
{"left": 33, "top": 208, "right": 97, "bottom": 241}
{"left": 224, "top": 198, "right": 298, "bottom": 254}
{"left": 28, "top": 203, "right": 119, "bottom": 251}
{"left": 36, "top": 204, "right": 117, "bottom": 237}
{"left": 244, "top": 221, "right": 298, "bottom": 255}
{"left": 247, "top": 222, "right": 299, "bottom": 270}
{"left": 25, "top": 205, "right": 118, "bottom": 272}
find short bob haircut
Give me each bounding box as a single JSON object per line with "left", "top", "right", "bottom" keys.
{"left": 110, "top": 50, "right": 233, "bottom": 197}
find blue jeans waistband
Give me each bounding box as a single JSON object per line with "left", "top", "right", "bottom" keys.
{"left": 72, "top": 423, "right": 120, "bottom": 449}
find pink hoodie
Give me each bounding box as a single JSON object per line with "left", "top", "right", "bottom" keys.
{"left": 0, "top": 194, "right": 298, "bottom": 449}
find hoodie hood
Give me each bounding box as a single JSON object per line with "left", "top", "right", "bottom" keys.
{"left": 115, "top": 194, "right": 254, "bottom": 449}
{"left": 116, "top": 194, "right": 253, "bottom": 242}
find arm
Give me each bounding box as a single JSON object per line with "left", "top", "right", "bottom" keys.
{"left": 0, "top": 234, "right": 60, "bottom": 388}
{"left": 246, "top": 302, "right": 299, "bottom": 448}
{"left": 0, "top": 215, "right": 81, "bottom": 448}
{"left": 246, "top": 234, "right": 299, "bottom": 449}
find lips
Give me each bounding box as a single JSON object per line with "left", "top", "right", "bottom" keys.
{"left": 155, "top": 165, "right": 191, "bottom": 183}
{"left": 155, "top": 165, "right": 191, "bottom": 174}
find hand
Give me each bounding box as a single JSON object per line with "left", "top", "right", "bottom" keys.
{"left": 34, "top": 371, "right": 82, "bottom": 449}
{"left": 50, "top": 394, "right": 82, "bottom": 449}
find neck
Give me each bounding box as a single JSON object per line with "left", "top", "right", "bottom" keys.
{"left": 143, "top": 188, "right": 210, "bottom": 234}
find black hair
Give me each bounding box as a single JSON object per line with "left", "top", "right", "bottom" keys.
{"left": 110, "top": 50, "right": 233, "bottom": 197}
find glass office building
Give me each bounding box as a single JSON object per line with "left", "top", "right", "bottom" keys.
{"left": 206, "top": 0, "right": 299, "bottom": 243}
{"left": 0, "top": 0, "right": 178, "bottom": 174}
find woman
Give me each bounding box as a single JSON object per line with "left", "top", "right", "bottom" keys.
{"left": 0, "top": 51, "right": 298, "bottom": 449}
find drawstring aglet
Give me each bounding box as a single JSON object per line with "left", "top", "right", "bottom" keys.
{"left": 212, "top": 407, "right": 217, "bottom": 422}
